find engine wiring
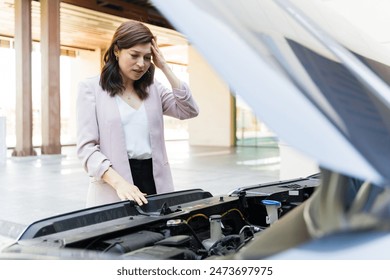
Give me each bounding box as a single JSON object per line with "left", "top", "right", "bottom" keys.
{"left": 185, "top": 213, "right": 208, "bottom": 224}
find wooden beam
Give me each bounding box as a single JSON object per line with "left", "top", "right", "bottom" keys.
{"left": 40, "top": 0, "right": 61, "bottom": 154}
{"left": 12, "top": 0, "right": 36, "bottom": 156}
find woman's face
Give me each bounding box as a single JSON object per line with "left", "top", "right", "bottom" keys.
{"left": 117, "top": 42, "right": 152, "bottom": 84}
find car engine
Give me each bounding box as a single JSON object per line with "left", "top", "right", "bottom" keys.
{"left": 2, "top": 175, "right": 319, "bottom": 259}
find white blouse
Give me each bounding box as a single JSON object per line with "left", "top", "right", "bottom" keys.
{"left": 115, "top": 95, "right": 152, "bottom": 160}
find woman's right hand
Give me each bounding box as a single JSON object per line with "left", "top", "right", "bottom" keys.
{"left": 102, "top": 167, "right": 148, "bottom": 206}
{"left": 115, "top": 182, "right": 148, "bottom": 206}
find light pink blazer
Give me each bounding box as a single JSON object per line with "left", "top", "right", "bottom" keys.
{"left": 76, "top": 75, "right": 199, "bottom": 207}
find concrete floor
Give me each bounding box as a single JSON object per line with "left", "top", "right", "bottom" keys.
{"left": 0, "top": 141, "right": 318, "bottom": 228}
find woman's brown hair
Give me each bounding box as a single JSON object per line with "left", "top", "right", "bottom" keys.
{"left": 100, "top": 20, "right": 155, "bottom": 99}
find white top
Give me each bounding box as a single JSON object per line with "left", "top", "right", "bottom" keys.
{"left": 115, "top": 95, "right": 152, "bottom": 160}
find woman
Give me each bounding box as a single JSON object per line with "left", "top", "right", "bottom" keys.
{"left": 76, "top": 20, "right": 199, "bottom": 207}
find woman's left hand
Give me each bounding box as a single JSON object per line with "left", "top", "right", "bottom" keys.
{"left": 151, "top": 38, "right": 167, "bottom": 70}
{"left": 151, "top": 37, "right": 181, "bottom": 89}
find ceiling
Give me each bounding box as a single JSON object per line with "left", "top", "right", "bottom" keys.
{"left": 0, "top": 0, "right": 389, "bottom": 64}
{"left": 0, "top": 0, "right": 187, "bottom": 51}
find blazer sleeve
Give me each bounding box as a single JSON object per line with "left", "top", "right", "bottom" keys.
{"left": 76, "top": 78, "right": 111, "bottom": 179}
{"left": 157, "top": 80, "right": 200, "bottom": 120}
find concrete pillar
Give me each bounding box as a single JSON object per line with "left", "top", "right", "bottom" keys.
{"left": 40, "top": 0, "right": 61, "bottom": 154}
{"left": 187, "top": 45, "right": 235, "bottom": 147}
{"left": 12, "top": 0, "right": 36, "bottom": 156}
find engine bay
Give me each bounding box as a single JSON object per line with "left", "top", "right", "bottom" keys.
{"left": 3, "top": 175, "right": 319, "bottom": 259}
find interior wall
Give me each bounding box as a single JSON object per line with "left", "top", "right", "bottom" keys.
{"left": 187, "top": 46, "right": 234, "bottom": 147}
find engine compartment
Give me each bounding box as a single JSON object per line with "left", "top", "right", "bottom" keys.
{"left": 3, "top": 175, "right": 319, "bottom": 259}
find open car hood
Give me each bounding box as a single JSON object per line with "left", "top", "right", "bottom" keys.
{"left": 151, "top": 0, "right": 390, "bottom": 186}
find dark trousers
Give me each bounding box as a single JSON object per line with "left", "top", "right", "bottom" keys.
{"left": 129, "top": 158, "right": 157, "bottom": 195}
